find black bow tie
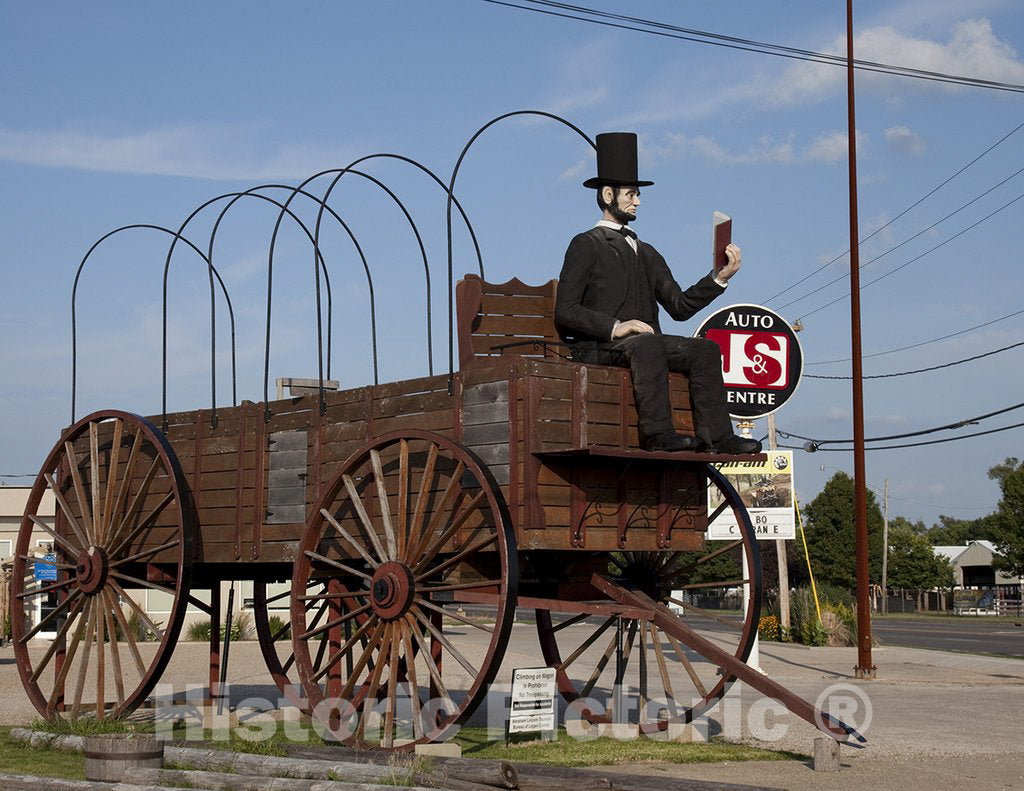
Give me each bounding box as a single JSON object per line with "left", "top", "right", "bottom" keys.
{"left": 614, "top": 225, "right": 637, "bottom": 241}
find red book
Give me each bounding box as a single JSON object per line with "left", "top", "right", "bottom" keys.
{"left": 712, "top": 211, "right": 732, "bottom": 274}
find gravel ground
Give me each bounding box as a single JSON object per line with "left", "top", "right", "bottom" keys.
{"left": 3, "top": 626, "right": 1023, "bottom": 790}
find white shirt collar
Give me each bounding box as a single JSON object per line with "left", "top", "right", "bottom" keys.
{"left": 595, "top": 220, "right": 637, "bottom": 252}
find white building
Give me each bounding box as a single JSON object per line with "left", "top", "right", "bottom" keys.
{"left": 1, "top": 486, "right": 271, "bottom": 641}
{"left": 933, "top": 540, "right": 1023, "bottom": 614}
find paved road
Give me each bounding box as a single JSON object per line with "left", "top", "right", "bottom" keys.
{"left": 871, "top": 617, "right": 1024, "bottom": 658}
{"left": 507, "top": 606, "right": 1024, "bottom": 658}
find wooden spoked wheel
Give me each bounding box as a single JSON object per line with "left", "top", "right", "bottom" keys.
{"left": 253, "top": 580, "right": 301, "bottom": 709}
{"left": 291, "top": 430, "right": 517, "bottom": 749}
{"left": 11, "top": 410, "right": 195, "bottom": 721}
{"left": 535, "top": 465, "right": 761, "bottom": 731}
{"left": 254, "top": 578, "right": 345, "bottom": 713}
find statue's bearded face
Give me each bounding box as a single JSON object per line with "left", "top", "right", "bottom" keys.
{"left": 604, "top": 185, "right": 640, "bottom": 224}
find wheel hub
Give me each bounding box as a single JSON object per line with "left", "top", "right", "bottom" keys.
{"left": 75, "top": 546, "right": 109, "bottom": 595}
{"left": 369, "top": 561, "right": 415, "bottom": 620}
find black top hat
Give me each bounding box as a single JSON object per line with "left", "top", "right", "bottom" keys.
{"left": 583, "top": 132, "right": 654, "bottom": 189}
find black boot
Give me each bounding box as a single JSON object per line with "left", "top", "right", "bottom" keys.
{"left": 642, "top": 431, "right": 700, "bottom": 452}
{"left": 706, "top": 434, "right": 762, "bottom": 454}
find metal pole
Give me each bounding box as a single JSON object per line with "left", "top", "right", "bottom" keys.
{"left": 218, "top": 583, "right": 235, "bottom": 715}
{"left": 846, "top": 0, "right": 875, "bottom": 679}
{"left": 766, "top": 414, "right": 791, "bottom": 634}
{"left": 881, "top": 479, "right": 889, "bottom": 615}
{"left": 614, "top": 616, "right": 624, "bottom": 724}
{"left": 742, "top": 549, "right": 762, "bottom": 672}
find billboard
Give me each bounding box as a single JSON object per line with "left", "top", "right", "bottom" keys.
{"left": 707, "top": 451, "right": 796, "bottom": 540}
{"left": 695, "top": 304, "right": 804, "bottom": 419}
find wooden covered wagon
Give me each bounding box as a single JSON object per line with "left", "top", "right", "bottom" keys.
{"left": 12, "top": 268, "right": 859, "bottom": 750}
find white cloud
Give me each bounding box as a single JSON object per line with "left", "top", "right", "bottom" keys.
{"left": 869, "top": 414, "right": 910, "bottom": 427}
{"left": 806, "top": 130, "right": 869, "bottom": 163}
{"left": 682, "top": 135, "right": 796, "bottom": 166}
{"left": 640, "top": 131, "right": 796, "bottom": 167}
{"left": 825, "top": 405, "right": 851, "bottom": 420}
{"left": 885, "top": 125, "right": 929, "bottom": 155}
{"left": 0, "top": 124, "right": 359, "bottom": 181}
{"left": 543, "top": 37, "right": 614, "bottom": 115}
{"left": 766, "top": 18, "right": 1024, "bottom": 106}
{"left": 873, "top": 1, "right": 1014, "bottom": 38}
{"left": 550, "top": 86, "right": 609, "bottom": 115}
{"left": 640, "top": 129, "right": 867, "bottom": 168}
{"left": 557, "top": 159, "right": 588, "bottom": 183}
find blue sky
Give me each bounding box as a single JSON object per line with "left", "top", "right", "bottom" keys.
{"left": 2, "top": 0, "right": 1023, "bottom": 527}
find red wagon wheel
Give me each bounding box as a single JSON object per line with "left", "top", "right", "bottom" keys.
{"left": 253, "top": 579, "right": 305, "bottom": 710}
{"left": 255, "top": 577, "right": 376, "bottom": 713}
{"left": 535, "top": 464, "right": 761, "bottom": 731}
{"left": 291, "top": 430, "right": 517, "bottom": 749}
{"left": 11, "top": 410, "right": 195, "bottom": 721}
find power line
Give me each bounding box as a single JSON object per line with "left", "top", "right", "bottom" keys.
{"left": 766, "top": 120, "right": 1024, "bottom": 304}
{"left": 804, "top": 339, "right": 1024, "bottom": 380}
{"left": 808, "top": 308, "right": 1024, "bottom": 365}
{"left": 481, "top": 0, "right": 1024, "bottom": 92}
{"left": 779, "top": 420, "right": 1024, "bottom": 451}
{"left": 832, "top": 475, "right": 994, "bottom": 512}
{"left": 481, "top": 0, "right": 1024, "bottom": 314}
{"left": 778, "top": 165, "right": 1024, "bottom": 312}
{"left": 778, "top": 400, "right": 1024, "bottom": 447}
{"left": 797, "top": 189, "right": 1024, "bottom": 321}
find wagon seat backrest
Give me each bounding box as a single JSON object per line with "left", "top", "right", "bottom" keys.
{"left": 455, "top": 274, "right": 569, "bottom": 369}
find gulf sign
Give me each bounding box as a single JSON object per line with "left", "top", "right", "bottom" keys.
{"left": 695, "top": 304, "right": 803, "bottom": 419}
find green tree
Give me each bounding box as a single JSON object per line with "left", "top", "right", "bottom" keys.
{"left": 887, "top": 525, "right": 952, "bottom": 590}
{"left": 803, "top": 472, "right": 883, "bottom": 589}
{"left": 926, "top": 514, "right": 995, "bottom": 546}
{"left": 988, "top": 457, "right": 1024, "bottom": 577}
{"left": 889, "top": 515, "right": 927, "bottom": 535}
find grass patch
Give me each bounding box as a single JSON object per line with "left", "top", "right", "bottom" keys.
{"left": 456, "top": 727, "right": 801, "bottom": 766}
{"left": 29, "top": 716, "right": 155, "bottom": 736}
{"left": 196, "top": 727, "right": 291, "bottom": 756}
{"left": 380, "top": 754, "right": 434, "bottom": 786}
{"left": 0, "top": 718, "right": 800, "bottom": 783}
{"left": 0, "top": 725, "right": 87, "bottom": 780}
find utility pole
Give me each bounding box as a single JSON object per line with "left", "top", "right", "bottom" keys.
{"left": 881, "top": 478, "right": 889, "bottom": 615}
{"left": 765, "top": 413, "right": 790, "bottom": 633}
{"left": 845, "top": 0, "right": 875, "bottom": 680}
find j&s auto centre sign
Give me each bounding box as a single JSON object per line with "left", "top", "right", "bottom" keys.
{"left": 695, "top": 304, "right": 803, "bottom": 419}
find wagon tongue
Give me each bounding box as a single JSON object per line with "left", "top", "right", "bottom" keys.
{"left": 591, "top": 574, "right": 867, "bottom": 744}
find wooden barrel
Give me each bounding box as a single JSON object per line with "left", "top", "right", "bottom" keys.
{"left": 83, "top": 734, "right": 164, "bottom": 782}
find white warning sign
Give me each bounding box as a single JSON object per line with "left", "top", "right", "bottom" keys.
{"left": 508, "top": 667, "right": 556, "bottom": 734}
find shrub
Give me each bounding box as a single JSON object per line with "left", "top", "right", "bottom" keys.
{"left": 788, "top": 585, "right": 860, "bottom": 646}
{"left": 126, "top": 610, "right": 160, "bottom": 642}
{"left": 820, "top": 608, "right": 851, "bottom": 646}
{"left": 185, "top": 613, "right": 252, "bottom": 643}
{"left": 186, "top": 619, "right": 212, "bottom": 642}
{"left": 825, "top": 601, "right": 858, "bottom": 646}
{"left": 800, "top": 618, "right": 829, "bottom": 646}
{"left": 789, "top": 586, "right": 818, "bottom": 645}
{"left": 231, "top": 612, "right": 252, "bottom": 641}
{"left": 267, "top": 614, "right": 290, "bottom": 639}
{"left": 815, "top": 583, "right": 854, "bottom": 608}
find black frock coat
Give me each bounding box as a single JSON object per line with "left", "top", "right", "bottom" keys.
{"left": 554, "top": 225, "right": 725, "bottom": 349}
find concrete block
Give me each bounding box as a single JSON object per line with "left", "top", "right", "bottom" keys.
{"left": 665, "top": 722, "right": 709, "bottom": 743}
{"left": 813, "top": 736, "right": 840, "bottom": 772}
{"left": 415, "top": 741, "right": 462, "bottom": 758}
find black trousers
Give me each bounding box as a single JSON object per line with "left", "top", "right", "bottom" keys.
{"left": 577, "top": 333, "right": 733, "bottom": 446}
